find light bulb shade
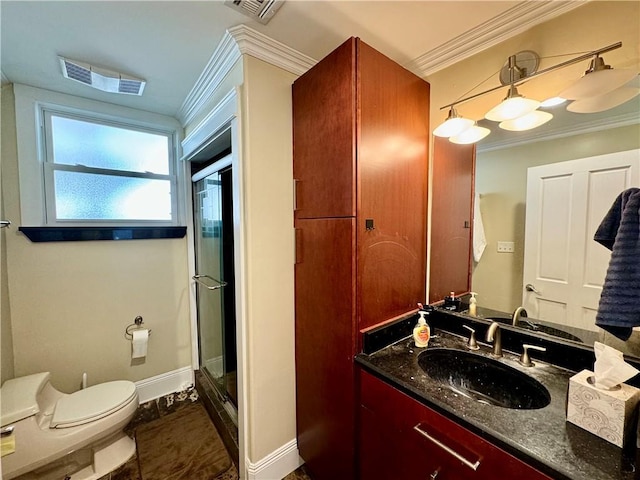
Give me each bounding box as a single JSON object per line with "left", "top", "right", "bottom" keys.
{"left": 485, "top": 95, "right": 540, "bottom": 122}
{"left": 540, "top": 96, "right": 567, "bottom": 107}
{"left": 433, "top": 108, "right": 474, "bottom": 137}
{"left": 559, "top": 69, "right": 637, "bottom": 100}
{"left": 449, "top": 125, "right": 490, "bottom": 144}
{"left": 567, "top": 87, "right": 640, "bottom": 113}
{"left": 499, "top": 110, "right": 553, "bottom": 131}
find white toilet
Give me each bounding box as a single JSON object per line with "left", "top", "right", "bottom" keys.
{"left": 1, "top": 372, "right": 139, "bottom": 480}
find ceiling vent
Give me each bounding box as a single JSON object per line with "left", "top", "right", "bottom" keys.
{"left": 59, "top": 57, "right": 146, "bottom": 96}
{"left": 224, "top": 0, "right": 284, "bottom": 24}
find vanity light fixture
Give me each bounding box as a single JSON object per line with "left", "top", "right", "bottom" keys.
{"left": 566, "top": 86, "right": 640, "bottom": 114}
{"left": 484, "top": 85, "right": 540, "bottom": 122}
{"left": 434, "top": 41, "right": 633, "bottom": 144}
{"left": 433, "top": 107, "right": 474, "bottom": 137}
{"left": 499, "top": 110, "right": 553, "bottom": 132}
{"left": 540, "top": 96, "right": 567, "bottom": 107}
{"left": 449, "top": 123, "right": 490, "bottom": 144}
{"left": 486, "top": 52, "right": 541, "bottom": 122}
{"left": 559, "top": 54, "right": 637, "bottom": 100}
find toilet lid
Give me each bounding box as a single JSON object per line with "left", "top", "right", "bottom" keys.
{"left": 1, "top": 372, "right": 50, "bottom": 427}
{"left": 51, "top": 381, "right": 137, "bottom": 428}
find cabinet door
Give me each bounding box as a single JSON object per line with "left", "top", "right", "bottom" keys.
{"left": 357, "top": 41, "right": 430, "bottom": 330}
{"left": 429, "top": 137, "right": 475, "bottom": 303}
{"left": 293, "top": 38, "right": 357, "bottom": 220}
{"left": 359, "top": 369, "right": 554, "bottom": 480}
{"left": 295, "top": 218, "right": 357, "bottom": 479}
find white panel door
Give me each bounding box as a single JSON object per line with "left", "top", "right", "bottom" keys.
{"left": 523, "top": 149, "right": 640, "bottom": 331}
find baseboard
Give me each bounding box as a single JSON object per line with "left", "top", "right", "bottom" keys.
{"left": 246, "top": 439, "right": 303, "bottom": 480}
{"left": 134, "top": 366, "right": 194, "bottom": 404}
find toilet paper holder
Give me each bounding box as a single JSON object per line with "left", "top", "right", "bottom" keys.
{"left": 125, "top": 316, "right": 152, "bottom": 339}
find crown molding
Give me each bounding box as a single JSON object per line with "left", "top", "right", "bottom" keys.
{"left": 408, "top": 1, "right": 586, "bottom": 77}
{"left": 176, "top": 30, "right": 241, "bottom": 127}
{"left": 478, "top": 111, "right": 639, "bottom": 153}
{"left": 228, "top": 25, "right": 316, "bottom": 77}
{"left": 177, "top": 25, "right": 316, "bottom": 127}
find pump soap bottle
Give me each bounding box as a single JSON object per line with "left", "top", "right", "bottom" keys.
{"left": 413, "top": 311, "right": 431, "bottom": 348}
{"left": 468, "top": 292, "right": 478, "bottom": 316}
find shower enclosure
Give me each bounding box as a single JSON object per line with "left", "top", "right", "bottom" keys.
{"left": 192, "top": 160, "right": 238, "bottom": 418}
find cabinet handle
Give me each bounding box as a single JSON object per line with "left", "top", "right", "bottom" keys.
{"left": 293, "top": 179, "right": 299, "bottom": 211}
{"left": 413, "top": 424, "right": 481, "bottom": 471}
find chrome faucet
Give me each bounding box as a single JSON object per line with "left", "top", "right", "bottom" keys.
{"left": 512, "top": 306, "right": 528, "bottom": 326}
{"left": 485, "top": 322, "right": 502, "bottom": 357}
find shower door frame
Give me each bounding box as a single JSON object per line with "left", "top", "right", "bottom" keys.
{"left": 192, "top": 159, "right": 237, "bottom": 412}
{"left": 183, "top": 88, "right": 247, "bottom": 480}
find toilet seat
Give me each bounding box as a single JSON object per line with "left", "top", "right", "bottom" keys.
{"left": 51, "top": 381, "right": 137, "bottom": 428}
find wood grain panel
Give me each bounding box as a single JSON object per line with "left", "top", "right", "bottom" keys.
{"left": 293, "top": 37, "right": 356, "bottom": 219}
{"left": 359, "top": 370, "right": 554, "bottom": 480}
{"left": 295, "top": 218, "right": 357, "bottom": 479}
{"left": 429, "top": 136, "right": 475, "bottom": 304}
{"left": 357, "top": 41, "right": 430, "bottom": 329}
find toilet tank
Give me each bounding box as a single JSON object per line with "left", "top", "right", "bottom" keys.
{"left": 1, "top": 372, "right": 51, "bottom": 427}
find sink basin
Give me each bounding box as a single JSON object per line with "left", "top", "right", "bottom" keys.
{"left": 417, "top": 348, "right": 551, "bottom": 410}
{"left": 486, "top": 317, "right": 583, "bottom": 343}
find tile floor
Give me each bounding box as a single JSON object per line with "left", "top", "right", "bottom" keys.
{"left": 100, "top": 387, "right": 312, "bottom": 480}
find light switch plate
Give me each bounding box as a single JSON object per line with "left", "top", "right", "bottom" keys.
{"left": 497, "top": 241, "right": 515, "bottom": 253}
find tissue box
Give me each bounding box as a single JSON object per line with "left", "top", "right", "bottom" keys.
{"left": 567, "top": 369, "right": 640, "bottom": 447}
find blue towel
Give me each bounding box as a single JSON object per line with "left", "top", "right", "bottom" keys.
{"left": 594, "top": 188, "right": 640, "bottom": 340}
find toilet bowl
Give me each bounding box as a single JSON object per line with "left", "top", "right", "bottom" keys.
{"left": 1, "top": 372, "right": 139, "bottom": 480}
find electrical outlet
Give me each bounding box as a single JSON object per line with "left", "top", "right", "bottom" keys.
{"left": 497, "top": 241, "right": 515, "bottom": 253}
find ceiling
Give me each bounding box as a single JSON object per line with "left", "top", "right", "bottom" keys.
{"left": 1, "top": 1, "right": 579, "bottom": 120}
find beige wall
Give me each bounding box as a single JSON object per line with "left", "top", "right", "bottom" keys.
{"left": 240, "top": 54, "right": 297, "bottom": 463}
{"left": 427, "top": 1, "right": 640, "bottom": 312}
{"left": 2, "top": 88, "right": 192, "bottom": 393}
{"left": 1, "top": 85, "right": 16, "bottom": 383}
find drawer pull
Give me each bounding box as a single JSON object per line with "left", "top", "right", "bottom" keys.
{"left": 413, "top": 424, "right": 481, "bottom": 471}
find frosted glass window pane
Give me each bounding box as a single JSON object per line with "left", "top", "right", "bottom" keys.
{"left": 51, "top": 115, "right": 169, "bottom": 174}
{"left": 54, "top": 171, "right": 171, "bottom": 221}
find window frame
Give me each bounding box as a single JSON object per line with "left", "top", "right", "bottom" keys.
{"left": 39, "top": 105, "right": 179, "bottom": 227}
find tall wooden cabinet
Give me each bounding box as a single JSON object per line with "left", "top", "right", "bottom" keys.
{"left": 429, "top": 137, "right": 475, "bottom": 303}
{"left": 293, "top": 37, "right": 430, "bottom": 479}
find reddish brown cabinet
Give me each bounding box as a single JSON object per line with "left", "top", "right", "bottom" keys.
{"left": 359, "top": 369, "right": 554, "bottom": 480}
{"left": 293, "top": 37, "right": 429, "bottom": 479}
{"left": 429, "top": 137, "right": 476, "bottom": 303}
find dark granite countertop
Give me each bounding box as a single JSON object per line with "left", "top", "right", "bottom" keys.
{"left": 356, "top": 326, "right": 637, "bottom": 480}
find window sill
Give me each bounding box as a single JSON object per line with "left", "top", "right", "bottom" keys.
{"left": 18, "top": 226, "right": 187, "bottom": 243}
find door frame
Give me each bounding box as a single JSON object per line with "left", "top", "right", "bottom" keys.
{"left": 182, "top": 87, "right": 247, "bottom": 479}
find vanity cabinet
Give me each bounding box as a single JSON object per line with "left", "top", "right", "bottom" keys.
{"left": 293, "top": 37, "right": 429, "bottom": 480}
{"left": 359, "top": 369, "right": 554, "bottom": 480}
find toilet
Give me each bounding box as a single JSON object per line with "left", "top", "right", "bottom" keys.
{"left": 1, "top": 372, "right": 139, "bottom": 480}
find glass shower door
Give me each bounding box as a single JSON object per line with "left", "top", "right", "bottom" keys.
{"left": 193, "top": 170, "right": 236, "bottom": 405}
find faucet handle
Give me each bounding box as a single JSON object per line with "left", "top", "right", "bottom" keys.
{"left": 462, "top": 325, "right": 480, "bottom": 350}
{"left": 519, "top": 344, "right": 546, "bottom": 367}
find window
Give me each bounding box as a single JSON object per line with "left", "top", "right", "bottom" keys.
{"left": 41, "top": 108, "right": 178, "bottom": 225}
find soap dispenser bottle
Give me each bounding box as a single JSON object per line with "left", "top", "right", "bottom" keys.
{"left": 413, "top": 311, "right": 431, "bottom": 348}
{"left": 468, "top": 292, "right": 478, "bottom": 316}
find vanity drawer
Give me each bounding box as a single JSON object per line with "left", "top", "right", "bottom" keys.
{"left": 358, "top": 369, "right": 553, "bottom": 480}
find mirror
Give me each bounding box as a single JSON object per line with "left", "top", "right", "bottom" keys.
{"left": 427, "top": 1, "right": 640, "bottom": 358}
{"left": 470, "top": 89, "right": 640, "bottom": 357}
